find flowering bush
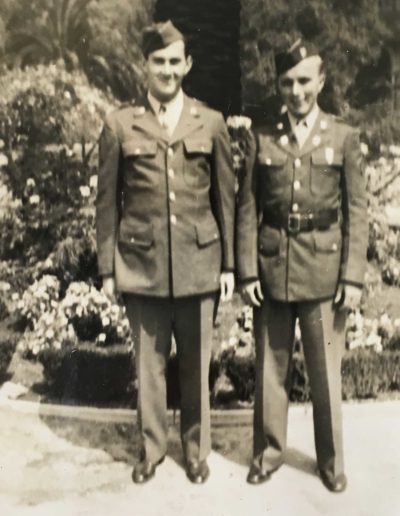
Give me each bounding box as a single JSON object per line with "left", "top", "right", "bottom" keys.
{"left": 226, "top": 115, "right": 252, "bottom": 192}
{"left": 0, "top": 64, "right": 116, "bottom": 280}
{"left": 212, "top": 302, "right": 400, "bottom": 403}
{"left": 12, "top": 275, "right": 132, "bottom": 358}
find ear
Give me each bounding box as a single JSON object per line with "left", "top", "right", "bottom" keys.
{"left": 318, "top": 67, "right": 326, "bottom": 94}
{"left": 184, "top": 55, "right": 193, "bottom": 75}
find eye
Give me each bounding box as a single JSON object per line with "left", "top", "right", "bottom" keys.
{"left": 298, "top": 77, "right": 311, "bottom": 85}
{"left": 170, "top": 58, "right": 182, "bottom": 65}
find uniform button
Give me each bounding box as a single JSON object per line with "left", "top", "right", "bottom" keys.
{"left": 167, "top": 147, "right": 174, "bottom": 157}
{"left": 130, "top": 237, "right": 135, "bottom": 243}
{"left": 134, "top": 148, "right": 141, "bottom": 154}
{"left": 294, "top": 158, "right": 301, "bottom": 168}
{"left": 293, "top": 180, "right": 301, "bottom": 191}
{"left": 169, "top": 191, "right": 176, "bottom": 202}
{"left": 168, "top": 168, "right": 175, "bottom": 179}
{"left": 292, "top": 203, "right": 299, "bottom": 212}
{"left": 332, "top": 243, "right": 338, "bottom": 251}
{"left": 170, "top": 214, "right": 177, "bottom": 225}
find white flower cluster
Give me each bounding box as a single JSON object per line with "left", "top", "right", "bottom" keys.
{"left": 14, "top": 275, "right": 132, "bottom": 357}
{"left": 346, "top": 310, "right": 400, "bottom": 353}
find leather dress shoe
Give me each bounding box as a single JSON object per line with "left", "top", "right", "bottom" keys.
{"left": 246, "top": 464, "right": 272, "bottom": 485}
{"left": 132, "top": 457, "right": 165, "bottom": 484}
{"left": 319, "top": 470, "right": 347, "bottom": 493}
{"left": 186, "top": 460, "right": 210, "bottom": 484}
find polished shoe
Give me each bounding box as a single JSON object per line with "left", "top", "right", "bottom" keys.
{"left": 246, "top": 464, "right": 272, "bottom": 485}
{"left": 186, "top": 460, "right": 210, "bottom": 484}
{"left": 132, "top": 457, "right": 165, "bottom": 484}
{"left": 319, "top": 470, "right": 347, "bottom": 493}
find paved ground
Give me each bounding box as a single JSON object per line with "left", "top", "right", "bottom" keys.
{"left": 0, "top": 399, "right": 399, "bottom": 516}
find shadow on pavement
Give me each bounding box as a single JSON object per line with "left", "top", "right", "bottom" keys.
{"left": 39, "top": 411, "right": 316, "bottom": 478}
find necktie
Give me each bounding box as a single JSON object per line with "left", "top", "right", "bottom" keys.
{"left": 158, "top": 104, "right": 172, "bottom": 136}
{"left": 294, "top": 119, "right": 308, "bottom": 148}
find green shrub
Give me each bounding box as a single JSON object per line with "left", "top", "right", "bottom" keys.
{"left": 0, "top": 333, "right": 17, "bottom": 378}
{"left": 38, "top": 343, "right": 134, "bottom": 405}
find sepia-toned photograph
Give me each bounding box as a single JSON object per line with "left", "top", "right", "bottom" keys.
{"left": 0, "top": 1, "right": 399, "bottom": 514}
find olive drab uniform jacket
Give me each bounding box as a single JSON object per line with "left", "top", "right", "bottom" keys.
{"left": 236, "top": 108, "right": 368, "bottom": 301}
{"left": 96, "top": 95, "right": 235, "bottom": 297}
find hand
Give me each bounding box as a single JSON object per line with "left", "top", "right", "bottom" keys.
{"left": 334, "top": 284, "right": 362, "bottom": 311}
{"left": 102, "top": 276, "right": 117, "bottom": 303}
{"left": 220, "top": 272, "right": 235, "bottom": 302}
{"left": 239, "top": 280, "right": 264, "bottom": 307}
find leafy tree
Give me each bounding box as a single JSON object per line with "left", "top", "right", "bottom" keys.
{"left": 4, "top": 0, "right": 92, "bottom": 69}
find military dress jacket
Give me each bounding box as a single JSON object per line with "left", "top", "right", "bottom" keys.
{"left": 236, "top": 108, "right": 368, "bottom": 302}
{"left": 96, "top": 94, "right": 235, "bottom": 298}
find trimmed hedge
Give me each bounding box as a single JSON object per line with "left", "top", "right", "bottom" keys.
{"left": 0, "top": 334, "right": 17, "bottom": 379}
{"left": 219, "top": 349, "right": 400, "bottom": 404}
{"left": 38, "top": 344, "right": 134, "bottom": 405}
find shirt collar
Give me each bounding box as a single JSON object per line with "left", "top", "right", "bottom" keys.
{"left": 147, "top": 89, "right": 184, "bottom": 116}
{"left": 288, "top": 104, "right": 320, "bottom": 132}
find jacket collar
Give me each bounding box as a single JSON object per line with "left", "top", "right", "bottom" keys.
{"left": 130, "top": 94, "right": 203, "bottom": 144}
{"left": 273, "top": 107, "right": 331, "bottom": 157}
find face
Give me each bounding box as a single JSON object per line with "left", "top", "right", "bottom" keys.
{"left": 146, "top": 40, "right": 193, "bottom": 103}
{"left": 277, "top": 56, "right": 325, "bottom": 119}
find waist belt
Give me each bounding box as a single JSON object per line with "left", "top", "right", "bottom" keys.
{"left": 263, "top": 208, "right": 339, "bottom": 234}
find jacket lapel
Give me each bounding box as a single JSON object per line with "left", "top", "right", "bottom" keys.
{"left": 297, "top": 109, "right": 330, "bottom": 157}
{"left": 273, "top": 114, "right": 298, "bottom": 158}
{"left": 131, "top": 96, "right": 169, "bottom": 142}
{"left": 169, "top": 95, "right": 204, "bottom": 145}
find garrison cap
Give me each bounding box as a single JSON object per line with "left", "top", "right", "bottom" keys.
{"left": 275, "top": 39, "right": 319, "bottom": 76}
{"left": 142, "top": 20, "right": 184, "bottom": 58}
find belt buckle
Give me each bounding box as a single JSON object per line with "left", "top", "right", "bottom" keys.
{"left": 288, "top": 213, "right": 301, "bottom": 234}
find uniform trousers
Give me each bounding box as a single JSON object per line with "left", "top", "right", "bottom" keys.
{"left": 124, "top": 293, "right": 216, "bottom": 464}
{"left": 252, "top": 295, "right": 346, "bottom": 477}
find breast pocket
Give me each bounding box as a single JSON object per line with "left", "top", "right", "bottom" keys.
{"left": 311, "top": 148, "right": 342, "bottom": 195}
{"left": 257, "top": 147, "right": 288, "bottom": 190}
{"left": 122, "top": 140, "right": 157, "bottom": 159}
{"left": 183, "top": 138, "right": 213, "bottom": 187}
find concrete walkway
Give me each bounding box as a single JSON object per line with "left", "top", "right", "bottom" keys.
{"left": 0, "top": 400, "right": 399, "bottom": 516}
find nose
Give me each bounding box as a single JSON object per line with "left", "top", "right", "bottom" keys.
{"left": 291, "top": 80, "right": 301, "bottom": 96}
{"left": 162, "top": 61, "right": 172, "bottom": 75}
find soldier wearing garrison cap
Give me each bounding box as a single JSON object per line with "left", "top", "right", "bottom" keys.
{"left": 236, "top": 39, "right": 367, "bottom": 492}
{"left": 96, "top": 20, "right": 235, "bottom": 485}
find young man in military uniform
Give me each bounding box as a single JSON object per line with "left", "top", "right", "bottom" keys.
{"left": 96, "top": 21, "right": 235, "bottom": 484}
{"left": 236, "top": 40, "right": 367, "bottom": 492}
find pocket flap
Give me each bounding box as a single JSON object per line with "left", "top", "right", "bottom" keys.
{"left": 314, "top": 228, "right": 341, "bottom": 253}
{"left": 195, "top": 223, "right": 220, "bottom": 247}
{"left": 184, "top": 138, "right": 213, "bottom": 154}
{"left": 122, "top": 140, "right": 157, "bottom": 157}
{"left": 119, "top": 222, "right": 154, "bottom": 249}
{"left": 258, "top": 147, "right": 288, "bottom": 166}
{"left": 312, "top": 148, "right": 343, "bottom": 166}
{"left": 258, "top": 225, "right": 281, "bottom": 256}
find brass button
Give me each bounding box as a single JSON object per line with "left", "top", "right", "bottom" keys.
{"left": 265, "top": 158, "right": 272, "bottom": 165}
{"left": 130, "top": 237, "right": 135, "bottom": 243}
{"left": 332, "top": 243, "right": 338, "bottom": 251}
{"left": 135, "top": 148, "right": 141, "bottom": 154}
{"left": 292, "top": 203, "right": 299, "bottom": 212}
{"left": 167, "top": 147, "right": 174, "bottom": 157}
{"left": 168, "top": 168, "right": 175, "bottom": 179}
{"left": 170, "top": 214, "right": 177, "bottom": 225}
{"left": 169, "top": 191, "right": 176, "bottom": 202}
{"left": 293, "top": 180, "right": 301, "bottom": 191}
{"left": 294, "top": 158, "right": 301, "bottom": 168}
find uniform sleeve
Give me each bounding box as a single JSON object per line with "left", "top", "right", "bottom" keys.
{"left": 210, "top": 113, "right": 236, "bottom": 271}
{"left": 339, "top": 129, "right": 368, "bottom": 287}
{"left": 235, "top": 129, "right": 259, "bottom": 283}
{"left": 95, "top": 117, "right": 122, "bottom": 277}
